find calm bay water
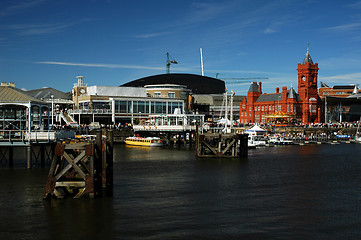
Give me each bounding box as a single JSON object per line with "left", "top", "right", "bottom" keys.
{"left": 0, "top": 143, "right": 361, "bottom": 239}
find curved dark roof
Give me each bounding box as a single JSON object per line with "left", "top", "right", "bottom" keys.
{"left": 121, "top": 73, "right": 225, "bottom": 94}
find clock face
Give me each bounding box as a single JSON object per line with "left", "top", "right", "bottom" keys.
{"left": 302, "top": 76, "right": 306, "bottom": 81}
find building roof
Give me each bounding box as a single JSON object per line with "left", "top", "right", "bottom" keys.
{"left": 0, "top": 86, "right": 45, "bottom": 104}
{"left": 333, "top": 85, "right": 357, "bottom": 90}
{"left": 302, "top": 46, "right": 314, "bottom": 64}
{"left": 288, "top": 87, "right": 297, "bottom": 99}
{"left": 26, "top": 87, "right": 72, "bottom": 100}
{"left": 320, "top": 81, "right": 330, "bottom": 88}
{"left": 121, "top": 73, "right": 225, "bottom": 94}
{"left": 248, "top": 82, "right": 259, "bottom": 92}
{"left": 257, "top": 93, "right": 281, "bottom": 102}
{"left": 256, "top": 90, "right": 300, "bottom": 103}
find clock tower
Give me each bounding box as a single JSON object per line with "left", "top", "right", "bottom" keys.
{"left": 297, "top": 44, "right": 320, "bottom": 123}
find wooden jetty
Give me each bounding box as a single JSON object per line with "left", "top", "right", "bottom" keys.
{"left": 196, "top": 129, "right": 248, "bottom": 158}
{"left": 43, "top": 130, "right": 113, "bottom": 199}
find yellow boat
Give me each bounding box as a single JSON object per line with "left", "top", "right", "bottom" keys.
{"left": 124, "top": 136, "right": 163, "bottom": 147}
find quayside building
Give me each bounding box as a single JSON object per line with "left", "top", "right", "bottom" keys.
{"left": 70, "top": 74, "right": 227, "bottom": 125}
{"left": 239, "top": 47, "right": 324, "bottom": 124}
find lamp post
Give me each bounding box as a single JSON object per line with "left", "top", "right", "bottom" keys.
{"left": 51, "top": 95, "right": 54, "bottom": 128}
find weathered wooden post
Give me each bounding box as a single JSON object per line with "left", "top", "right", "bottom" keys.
{"left": 94, "top": 130, "right": 103, "bottom": 196}
{"left": 26, "top": 145, "right": 32, "bottom": 169}
{"left": 195, "top": 125, "right": 199, "bottom": 156}
{"left": 237, "top": 134, "right": 248, "bottom": 157}
{"left": 105, "top": 130, "right": 113, "bottom": 195}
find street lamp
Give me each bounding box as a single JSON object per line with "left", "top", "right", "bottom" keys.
{"left": 51, "top": 95, "right": 54, "bottom": 128}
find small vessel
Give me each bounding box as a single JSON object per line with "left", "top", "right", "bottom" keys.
{"left": 125, "top": 136, "right": 163, "bottom": 147}
{"left": 244, "top": 124, "right": 267, "bottom": 148}
{"left": 248, "top": 135, "right": 267, "bottom": 148}
{"left": 268, "top": 136, "right": 294, "bottom": 145}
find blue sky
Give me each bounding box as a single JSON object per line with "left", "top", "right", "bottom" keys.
{"left": 1, "top": 0, "right": 361, "bottom": 95}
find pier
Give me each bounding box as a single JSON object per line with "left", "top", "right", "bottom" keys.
{"left": 0, "top": 130, "right": 75, "bottom": 168}
{"left": 195, "top": 123, "right": 248, "bottom": 158}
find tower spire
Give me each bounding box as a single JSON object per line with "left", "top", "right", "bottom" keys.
{"left": 307, "top": 42, "right": 309, "bottom": 54}
{"left": 302, "top": 42, "right": 314, "bottom": 64}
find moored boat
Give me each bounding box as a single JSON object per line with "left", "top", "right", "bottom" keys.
{"left": 125, "top": 136, "right": 163, "bottom": 147}
{"left": 248, "top": 135, "right": 267, "bottom": 148}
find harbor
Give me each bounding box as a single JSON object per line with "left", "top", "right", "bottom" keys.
{"left": 1, "top": 142, "right": 361, "bottom": 239}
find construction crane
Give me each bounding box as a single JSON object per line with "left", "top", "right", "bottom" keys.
{"left": 166, "top": 52, "right": 178, "bottom": 74}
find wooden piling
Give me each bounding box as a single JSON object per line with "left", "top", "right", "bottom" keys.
{"left": 44, "top": 130, "right": 113, "bottom": 199}
{"left": 195, "top": 127, "right": 248, "bottom": 158}
{"left": 27, "top": 146, "right": 32, "bottom": 169}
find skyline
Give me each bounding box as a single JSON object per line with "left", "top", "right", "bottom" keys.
{"left": 1, "top": 0, "right": 361, "bottom": 95}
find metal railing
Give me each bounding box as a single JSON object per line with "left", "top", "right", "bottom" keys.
{"left": 0, "top": 130, "right": 76, "bottom": 143}
{"left": 68, "top": 109, "right": 112, "bottom": 114}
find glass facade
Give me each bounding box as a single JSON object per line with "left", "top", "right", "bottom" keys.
{"left": 93, "top": 101, "right": 110, "bottom": 110}
{"left": 114, "top": 99, "right": 183, "bottom": 115}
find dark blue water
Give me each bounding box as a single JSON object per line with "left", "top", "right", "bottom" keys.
{"left": 0, "top": 144, "right": 361, "bottom": 239}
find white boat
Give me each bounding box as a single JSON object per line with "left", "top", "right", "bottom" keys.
{"left": 244, "top": 125, "right": 267, "bottom": 148}
{"left": 268, "top": 136, "right": 294, "bottom": 145}
{"left": 248, "top": 135, "right": 267, "bottom": 148}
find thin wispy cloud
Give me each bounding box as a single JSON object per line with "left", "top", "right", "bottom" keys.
{"left": 263, "top": 17, "right": 291, "bottom": 35}
{"left": 324, "top": 22, "right": 361, "bottom": 32}
{"left": 134, "top": 31, "right": 170, "bottom": 39}
{"left": 37, "top": 61, "right": 165, "bottom": 71}
{"left": 320, "top": 72, "right": 361, "bottom": 83}
{"left": 0, "top": 0, "right": 46, "bottom": 17}
{"left": 8, "top": 23, "right": 72, "bottom": 36}
{"left": 6, "top": 18, "right": 93, "bottom": 36}
{"left": 346, "top": 1, "right": 361, "bottom": 8}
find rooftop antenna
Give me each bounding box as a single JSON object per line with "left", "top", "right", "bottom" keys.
{"left": 200, "top": 48, "right": 204, "bottom": 76}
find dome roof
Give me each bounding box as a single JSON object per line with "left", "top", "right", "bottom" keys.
{"left": 121, "top": 73, "right": 225, "bottom": 94}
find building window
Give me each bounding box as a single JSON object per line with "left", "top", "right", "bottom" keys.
{"left": 262, "top": 106, "right": 264, "bottom": 111}
{"left": 154, "top": 92, "right": 161, "bottom": 97}
{"left": 168, "top": 92, "right": 175, "bottom": 98}
{"left": 249, "top": 107, "right": 252, "bottom": 111}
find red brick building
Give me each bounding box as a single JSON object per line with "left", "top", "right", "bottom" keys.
{"left": 239, "top": 47, "right": 323, "bottom": 124}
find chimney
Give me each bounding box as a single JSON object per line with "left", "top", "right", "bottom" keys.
{"left": 9, "top": 82, "right": 15, "bottom": 87}
{"left": 276, "top": 87, "right": 279, "bottom": 93}
{"left": 1, "top": 82, "right": 7, "bottom": 86}
{"left": 258, "top": 82, "right": 262, "bottom": 94}
{"left": 282, "top": 86, "right": 287, "bottom": 100}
